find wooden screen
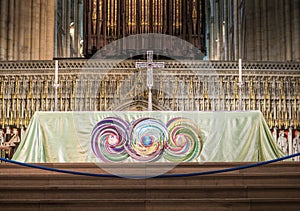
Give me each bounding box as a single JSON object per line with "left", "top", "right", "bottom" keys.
{"left": 83, "top": 0, "right": 206, "bottom": 58}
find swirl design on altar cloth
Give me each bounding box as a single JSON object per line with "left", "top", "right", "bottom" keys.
{"left": 125, "top": 118, "right": 168, "bottom": 162}
{"left": 163, "top": 118, "right": 203, "bottom": 162}
{"left": 91, "top": 117, "right": 203, "bottom": 162}
{"left": 91, "top": 117, "right": 129, "bottom": 162}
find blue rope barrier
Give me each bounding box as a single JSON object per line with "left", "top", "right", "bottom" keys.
{"left": 0, "top": 152, "right": 299, "bottom": 179}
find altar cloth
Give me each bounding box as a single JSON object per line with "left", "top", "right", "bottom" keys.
{"left": 12, "top": 111, "right": 284, "bottom": 163}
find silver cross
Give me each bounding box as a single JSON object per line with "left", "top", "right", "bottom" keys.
{"left": 135, "top": 51, "right": 165, "bottom": 88}
{"left": 135, "top": 51, "right": 165, "bottom": 110}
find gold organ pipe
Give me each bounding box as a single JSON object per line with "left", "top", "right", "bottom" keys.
{"left": 128, "top": 0, "right": 131, "bottom": 33}
{"left": 173, "top": 0, "right": 176, "bottom": 32}
{"left": 154, "top": 0, "right": 158, "bottom": 32}
{"left": 176, "top": 0, "right": 179, "bottom": 32}
{"left": 111, "top": 0, "right": 114, "bottom": 35}
{"left": 141, "top": 0, "right": 145, "bottom": 32}
{"left": 99, "top": 0, "right": 103, "bottom": 34}
{"left": 159, "top": 0, "right": 163, "bottom": 32}
{"left": 107, "top": 0, "right": 111, "bottom": 35}
{"left": 125, "top": 0, "right": 128, "bottom": 34}
{"left": 132, "top": 0, "right": 136, "bottom": 33}
{"left": 146, "top": 0, "right": 149, "bottom": 32}
{"left": 114, "top": 0, "right": 116, "bottom": 37}
{"left": 92, "top": 0, "right": 97, "bottom": 34}
{"left": 179, "top": 0, "right": 182, "bottom": 33}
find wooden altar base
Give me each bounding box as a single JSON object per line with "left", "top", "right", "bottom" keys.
{"left": 0, "top": 162, "right": 300, "bottom": 211}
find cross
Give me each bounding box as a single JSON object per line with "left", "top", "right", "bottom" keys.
{"left": 135, "top": 51, "right": 165, "bottom": 111}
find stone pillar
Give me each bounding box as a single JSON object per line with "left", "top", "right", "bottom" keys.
{"left": 13, "top": 0, "right": 21, "bottom": 60}
{"left": 46, "top": 0, "right": 55, "bottom": 60}
{"left": 19, "top": 0, "right": 25, "bottom": 60}
{"left": 285, "top": 0, "right": 292, "bottom": 61}
{"left": 277, "top": 0, "right": 285, "bottom": 61}
{"left": 244, "top": 0, "right": 255, "bottom": 60}
{"left": 0, "top": 0, "right": 8, "bottom": 60}
{"left": 261, "top": 0, "right": 268, "bottom": 61}
{"left": 254, "top": 0, "right": 262, "bottom": 60}
{"left": 292, "top": 0, "right": 300, "bottom": 61}
{"left": 32, "top": 0, "right": 41, "bottom": 60}
{"left": 233, "top": 0, "right": 239, "bottom": 60}
{"left": 7, "top": 0, "right": 14, "bottom": 60}
{"left": 39, "top": 0, "right": 46, "bottom": 59}
{"left": 266, "top": 2, "right": 276, "bottom": 60}
{"left": 0, "top": 0, "right": 54, "bottom": 61}
{"left": 24, "top": 0, "right": 32, "bottom": 60}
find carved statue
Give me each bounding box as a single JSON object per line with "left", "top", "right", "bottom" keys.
{"left": 292, "top": 131, "right": 300, "bottom": 161}
{"left": 277, "top": 130, "right": 288, "bottom": 155}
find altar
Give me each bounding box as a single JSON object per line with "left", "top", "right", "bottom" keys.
{"left": 11, "top": 111, "right": 284, "bottom": 163}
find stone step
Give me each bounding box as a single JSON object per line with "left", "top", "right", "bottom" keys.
{"left": 1, "top": 162, "right": 299, "bottom": 210}
{"left": 1, "top": 172, "right": 299, "bottom": 186}
{"left": 1, "top": 162, "right": 300, "bottom": 174}
{"left": 0, "top": 198, "right": 300, "bottom": 211}
{"left": 1, "top": 185, "right": 299, "bottom": 200}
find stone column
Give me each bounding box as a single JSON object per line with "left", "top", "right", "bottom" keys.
{"left": 7, "top": 0, "right": 14, "bottom": 60}
{"left": 46, "top": 0, "right": 55, "bottom": 60}
{"left": 19, "top": 0, "right": 25, "bottom": 60}
{"left": 261, "top": 0, "right": 268, "bottom": 61}
{"left": 24, "top": 0, "right": 32, "bottom": 60}
{"left": 13, "top": 0, "right": 20, "bottom": 60}
{"left": 292, "top": 0, "right": 300, "bottom": 61}
{"left": 0, "top": 0, "right": 8, "bottom": 60}
{"left": 39, "top": 0, "right": 46, "bottom": 59}
{"left": 285, "top": 0, "right": 292, "bottom": 61}
{"left": 254, "top": 0, "right": 262, "bottom": 60}
{"left": 266, "top": 1, "right": 276, "bottom": 60}
{"left": 31, "top": 0, "right": 41, "bottom": 60}
{"left": 233, "top": 0, "right": 239, "bottom": 60}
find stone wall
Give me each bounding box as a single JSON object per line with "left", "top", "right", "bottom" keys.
{"left": 205, "top": 0, "right": 300, "bottom": 61}
{"left": 0, "top": 0, "right": 55, "bottom": 60}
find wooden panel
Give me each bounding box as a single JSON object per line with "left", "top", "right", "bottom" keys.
{"left": 83, "top": 0, "right": 206, "bottom": 58}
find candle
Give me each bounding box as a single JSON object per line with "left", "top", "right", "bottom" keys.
{"left": 55, "top": 60, "right": 58, "bottom": 84}
{"left": 238, "top": 59, "right": 242, "bottom": 83}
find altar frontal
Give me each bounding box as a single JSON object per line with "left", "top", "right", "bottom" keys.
{"left": 12, "top": 111, "right": 284, "bottom": 163}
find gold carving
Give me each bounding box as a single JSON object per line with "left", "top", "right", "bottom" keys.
{"left": 248, "top": 78, "right": 256, "bottom": 110}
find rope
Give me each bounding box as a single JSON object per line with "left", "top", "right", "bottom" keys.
{"left": 0, "top": 152, "right": 299, "bottom": 179}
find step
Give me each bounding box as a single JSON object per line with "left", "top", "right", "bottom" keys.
{"left": 0, "top": 198, "right": 300, "bottom": 211}
{"left": 1, "top": 162, "right": 300, "bottom": 174}
{"left": 0, "top": 185, "right": 299, "bottom": 200}
{"left": 1, "top": 172, "right": 299, "bottom": 187}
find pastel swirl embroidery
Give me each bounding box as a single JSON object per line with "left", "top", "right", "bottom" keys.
{"left": 91, "top": 117, "right": 129, "bottom": 162}
{"left": 125, "top": 118, "right": 168, "bottom": 162}
{"left": 164, "top": 117, "right": 202, "bottom": 162}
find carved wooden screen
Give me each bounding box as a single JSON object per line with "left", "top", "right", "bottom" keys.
{"left": 83, "top": 0, "right": 206, "bottom": 58}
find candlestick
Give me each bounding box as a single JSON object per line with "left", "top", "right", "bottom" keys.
{"left": 55, "top": 60, "right": 58, "bottom": 84}
{"left": 238, "top": 59, "right": 242, "bottom": 83}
